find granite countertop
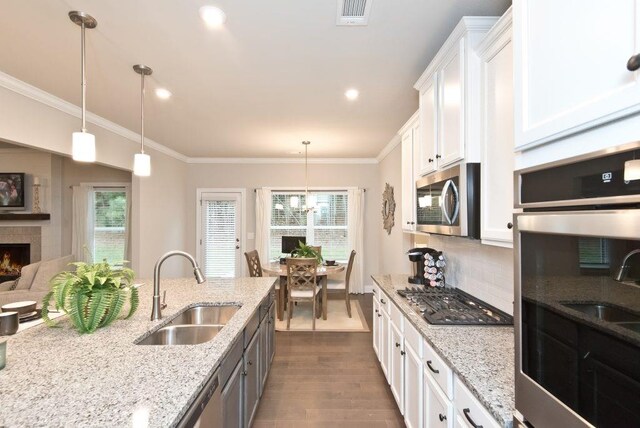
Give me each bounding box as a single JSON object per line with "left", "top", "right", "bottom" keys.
{"left": 0, "top": 276, "right": 276, "bottom": 428}
{"left": 372, "top": 274, "right": 514, "bottom": 428}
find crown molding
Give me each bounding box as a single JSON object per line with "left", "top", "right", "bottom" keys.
{"left": 0, "top": 71, "right": 383, "bottom": 165}
{"left": 0, "top": 70, "right": 189, "bottom": 162}
{"left": 186, "top": 157, "right": 378, "bottom": 164}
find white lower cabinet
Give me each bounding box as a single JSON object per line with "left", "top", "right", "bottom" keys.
{"left": 404, "top": 339, "right": 423, "bottom": 428}
{"left": 425, "top": 374, "right": 453, "bottom": 428}
{"left": 390, "top": 321, "right": 405, "bottom": 413}
{"left": 381, "top": 308, "right": 390, "bottom": 381}
{"left": 453, "top": 377, "right": 501, "bottom": 428}
{"left": 372, "top": 296, "right": 380, "bottom": 358}
{"left": 372, "top": 289, "right": 501, "bottom": 428}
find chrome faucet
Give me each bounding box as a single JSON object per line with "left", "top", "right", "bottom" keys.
{"left": 151, "top": 250, "right": 206, "bottom": 321}
{"left": 614, "top": 249, "right": 640, "bottom": 282}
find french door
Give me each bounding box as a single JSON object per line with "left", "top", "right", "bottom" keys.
{"left": 200, "top": 192, "right": 243, "bottom": 278}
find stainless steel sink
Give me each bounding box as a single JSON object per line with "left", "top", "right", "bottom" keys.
{"left": 619, "top": 322, "right": 640, "bottom": 334}
{"left": 563, "top": 303, "right": 640, "bottom": 323}
{"left": 137, "top": 325, "right": 223, "bottom": 346}
{"left": 168, "top": 305, "right": 240, "bottom": 326}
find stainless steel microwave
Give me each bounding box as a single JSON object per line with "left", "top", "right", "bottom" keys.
{"left": 415, "top": 163, "right": 480, "bottom": 238}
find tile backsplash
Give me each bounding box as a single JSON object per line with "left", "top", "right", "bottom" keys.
{"left": 415, "top": 234, "right": 514, "bottom": 315}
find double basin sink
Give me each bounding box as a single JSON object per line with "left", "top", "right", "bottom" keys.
{"left": 563, "top": 303, "right": 640, "bottom": 334}
{"left": 138, "top": 305, "right": 240, "bottom": 346}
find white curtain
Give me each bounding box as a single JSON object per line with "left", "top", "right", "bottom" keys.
{"left": 71, "top": 184, "right": 94, "bottom": 263}
{"left": 123, "top": 185, "right": 132, "bottom": 262}
{"left": 255, "top": 188, "right": 272, "bottom": 265}
{"left": 347, "top": 188, "right": 365, "bottom": 294}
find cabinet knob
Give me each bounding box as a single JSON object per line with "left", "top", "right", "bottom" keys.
{"left": 377, "top": 313, "right": 382, "bottom": 318}
{"left": 400, "top": 350, "right": 405, "bottom": 356}
{"left": 627, "top": 53, "right": 640, "bottom": 71}
{"left": 428, "top": 158, "right": 434, "bottom": 163}
{"left": 507, "top": 222, "right": 513, "bottom": 229}
{"left": 395, "top": 342, "right": 400, "bottom": 348}
{"left": 248, "top": 360, "right": 253, "bottom": 366}
{"left": 435, "top": 154, "right": 442, "bottom": 159}
{"left": 439, "top": 413, "right": 447, "bottom": 422}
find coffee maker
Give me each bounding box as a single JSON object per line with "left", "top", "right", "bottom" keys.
{"left": 407, "top": 247, "right": 437, "bottom": 285}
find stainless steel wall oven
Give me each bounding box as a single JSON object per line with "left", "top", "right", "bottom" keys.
{"left": 514, "top": 143, "right": 640, "bottom": 428}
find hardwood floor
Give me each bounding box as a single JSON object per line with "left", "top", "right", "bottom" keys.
{"left": 253, "top": 294, "right": 405, "bottom": 428}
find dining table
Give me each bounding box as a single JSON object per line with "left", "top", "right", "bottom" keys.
{"left": 262, "top": 261, "right": 345, "bottom": 321}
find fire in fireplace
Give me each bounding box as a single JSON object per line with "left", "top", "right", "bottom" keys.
{"left": 0, "top": 244, "right": 30, "bottom": 282}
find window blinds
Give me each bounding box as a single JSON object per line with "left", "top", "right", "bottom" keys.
{"left": 93, "top": 189, "right": 127, "bottom": 265}
{"left": 203, "top": 199, "right": 237, "bottom": 278}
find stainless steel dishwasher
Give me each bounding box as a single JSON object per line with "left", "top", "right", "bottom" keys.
{"left": 177, "top": 369, "right": 222, "bottom": 428}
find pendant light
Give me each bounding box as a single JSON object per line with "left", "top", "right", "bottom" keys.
{"left": 132, "top": 65, "right": 152, "bottom": 176}
{"left": 69, "top": 11, "right": 97, "bottom": 163}
{"left": 302, "top": 141, "right": 316, "bottom": 213}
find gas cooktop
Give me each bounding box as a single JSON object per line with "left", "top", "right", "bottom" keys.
{"left": 397, "top": 286, "right": 513, "bottom": 326}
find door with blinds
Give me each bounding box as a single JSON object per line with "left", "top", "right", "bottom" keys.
{"left": 200, "top": 192, "right": 242, "bottom": 278}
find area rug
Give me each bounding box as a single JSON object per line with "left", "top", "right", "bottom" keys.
{"left": 275, "top": 299, "right": 369, "bottom": 332}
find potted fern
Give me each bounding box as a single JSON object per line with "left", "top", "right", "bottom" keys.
{"left": 42, "top": 260, "right": 139, "bottom": 334}
{"left": 290, "top": 241, "right": 323, "bottom": 264}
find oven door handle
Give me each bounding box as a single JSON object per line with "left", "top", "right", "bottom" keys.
{"left": 516, "top": 210, "right": 640, "bottom": 239}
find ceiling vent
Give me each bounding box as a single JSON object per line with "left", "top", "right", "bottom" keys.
{"left": 336, "top": 0, "right": 372, "bottom": 26}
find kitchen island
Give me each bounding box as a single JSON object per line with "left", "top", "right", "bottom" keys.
{"left": 0, "top": 276, "right": 276, "bottom": 427}
{"left": 372, "top": 274, "right": 515, "bottom": 428}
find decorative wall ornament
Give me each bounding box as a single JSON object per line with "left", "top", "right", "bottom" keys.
{"left": 382, "top": 183, "right": 396, "bottom": 235}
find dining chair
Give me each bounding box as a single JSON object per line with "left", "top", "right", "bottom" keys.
{"left": 310, "top": 245, "right": 322, "bottom": 257}
{"left": 286, "top": 257, "right": 321, "bottom": 330}
{"left": 325, "top": 250, "right": 356, "bottom": 317}
{"left": 244, "top": 250, "right": 263, "bottom": 277}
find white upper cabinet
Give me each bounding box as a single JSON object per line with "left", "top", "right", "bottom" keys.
{"left": 401, "top": 112, "right": 420, "bottom": 232}
{"left": 438, "top": 42, "right": 464, "bottom": 168}
{"left": 514, "top": 0, "right": 640, "bottom": 151}
{"left": 418, "top": 76, "right": 438, "bottom": 176}
{"left": 478, "top": 9, "right": 515, "bottom": 248}
{"left": 415, "top": 17, "right": 498, "bottom": 176}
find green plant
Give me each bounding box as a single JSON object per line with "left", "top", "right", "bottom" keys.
{"left": 290, "top": 241, "right": 323, "bottom": 264}
{"left": 42, "top": 260, "right": 139, "bottom": 334}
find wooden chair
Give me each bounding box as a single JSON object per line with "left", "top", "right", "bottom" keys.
{"left": 244, "top": 250, "right": 263, "bottom": 277}
{"left": 325, "top": 250, "right": 356, "bottom": 317}
{"left": 310, "top": 246, "right": 322, "bottom": 257}
{"left": 245, "top": 250, "right": 285, "bottom": 320}
{"left": 286, "top": 257, "right": 321, "bottom": 330}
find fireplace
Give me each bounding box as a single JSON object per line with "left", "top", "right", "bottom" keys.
{"left": 0, "top": 244, "right": 30, "bottom": 282}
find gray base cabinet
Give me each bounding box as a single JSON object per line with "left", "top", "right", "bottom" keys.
{"left": 244, "top": 329, "right": 260, "bottom": 428}
{"left": 222, "top": 359, "right": 244, "bottom": 428}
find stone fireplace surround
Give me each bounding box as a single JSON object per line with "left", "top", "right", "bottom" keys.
{"left": 0, "top": 226, "right": 41, "bottom": 264}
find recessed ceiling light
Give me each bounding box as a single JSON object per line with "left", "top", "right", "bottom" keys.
{"left": 345, "top": 88, "right": 359, "bottom": 100}
{"left": 199, "top": 5, "right": 227, "bottom": 28}
{"left": 155, "top": 88, "right": 172, "bottom": 99}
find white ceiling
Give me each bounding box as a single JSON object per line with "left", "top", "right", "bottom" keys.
{"left": 0, "top": 0, "right": 510, "bottom": 159}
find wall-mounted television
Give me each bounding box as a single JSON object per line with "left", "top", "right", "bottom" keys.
{"left": 0, "top": 173, "right": 25, "bottom": 211}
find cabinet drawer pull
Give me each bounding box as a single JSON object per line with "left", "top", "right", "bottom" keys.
{"left": 627, "top": 53, "right": 640, "bottom": 71}
{"left": 507, "top": 222, "right": 513, "bottom": 229}
{"left": 426, "top": 360, "right": 439, "bottom": 374}
{"left": 428, "top": 158, "right": 434, "bottom": 163}
{"left": 395, "top": 342, "right": 400, "bottom": 348}
{"left": 435, "top": 154, "right": 442, "bottom": 159}
{"left": 380, "top": 298, "right": 386, "bottom": 304}
{"left": 463, "top": 408, "right": 483, "bottom": 428}
{"left": 439, "top": 413, "right": 446, "bottom": 422}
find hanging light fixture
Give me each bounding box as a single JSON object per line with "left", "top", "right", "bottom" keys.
{"left": 69, "top": 11, "right": 98, "bottom": 163}
{"left": 302, "top": 141, "right": 316, "bottom": 213}
{"left": 132, "top": 65, "right": 153, "bottom": 176}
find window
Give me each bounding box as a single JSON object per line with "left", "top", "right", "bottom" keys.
{"left": 93, "top": 188, "right": 127, "bottom": 265}
{"left": 270, "top": 191, "right": 348, "bottom": 261}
